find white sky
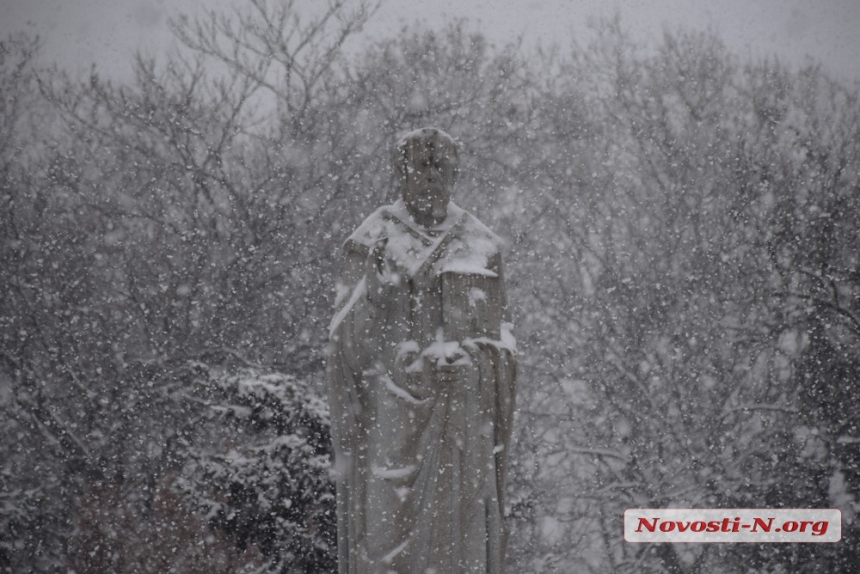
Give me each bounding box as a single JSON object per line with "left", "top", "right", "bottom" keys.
{"left": 2, "top": 0, "right": 859, "bottom": 84}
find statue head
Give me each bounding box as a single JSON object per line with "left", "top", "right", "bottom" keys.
{"left": 393, "top": 127, "right": 460, "bottom": 227}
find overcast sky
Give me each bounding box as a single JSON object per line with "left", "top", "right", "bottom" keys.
{"left": 2, "top": 0, "right": 859, "bottom": 84}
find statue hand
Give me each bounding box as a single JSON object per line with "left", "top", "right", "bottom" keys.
{"left": 429, "top": 351, "right": 471, "bottom": 386}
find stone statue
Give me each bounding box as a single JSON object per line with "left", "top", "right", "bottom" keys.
{"left": 327, "top": 127, "right": 517, "bottom": 574}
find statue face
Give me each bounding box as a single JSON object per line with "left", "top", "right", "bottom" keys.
{"left": 401, "top": 140, "right": 457, "bottom": 228}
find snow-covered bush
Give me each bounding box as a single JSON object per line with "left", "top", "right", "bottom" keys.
{"left": 177, "top": 367, "right": 335, "bottom": 573}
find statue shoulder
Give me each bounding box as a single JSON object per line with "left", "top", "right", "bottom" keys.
{"left": 342, "top": 204, "right": 394, "bottom": 257}
{"left": 443, "top": 204, "right": 504, "bottom": 264}
{"left": 432, "top": 205, "right": 507, "bottom": 278}
{"left": 340, "top": 202, "right": 506, "bottom": 260}
{"left": 459, "top": 209, "right": 505, "bottom": 254}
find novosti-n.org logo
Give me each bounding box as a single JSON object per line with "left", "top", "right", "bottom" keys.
{"left": 624, "top": 509, "right": 841, "bottom": 543}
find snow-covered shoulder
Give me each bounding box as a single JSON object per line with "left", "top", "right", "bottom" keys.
{"left": 436, "top": 204, "right": 505, "bottom": 277}
{"left": 344, "top": 203, "right": 392, "bottom": 250}
{"left": 345, "top": 201, "right": 502, "bottom": 247}
{"left": 343, "top": 200, "right": 506, "bottom": 278}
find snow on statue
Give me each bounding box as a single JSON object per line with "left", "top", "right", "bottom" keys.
{"left": 327, "top": 127, "right": 517, "bottom": 573}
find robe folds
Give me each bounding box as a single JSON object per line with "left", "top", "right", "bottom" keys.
{"left": 327, "top": 200, "right": 517, "bottom": 574}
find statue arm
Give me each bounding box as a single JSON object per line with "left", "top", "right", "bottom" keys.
{"left": 329, "top": 243, "right": 381, "bottom": 373}
{"left": 327, "top": 241, "right": 381, "bottom": 572}
{"left": 470, "top": 252, "right": 517, "bottom": 508}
